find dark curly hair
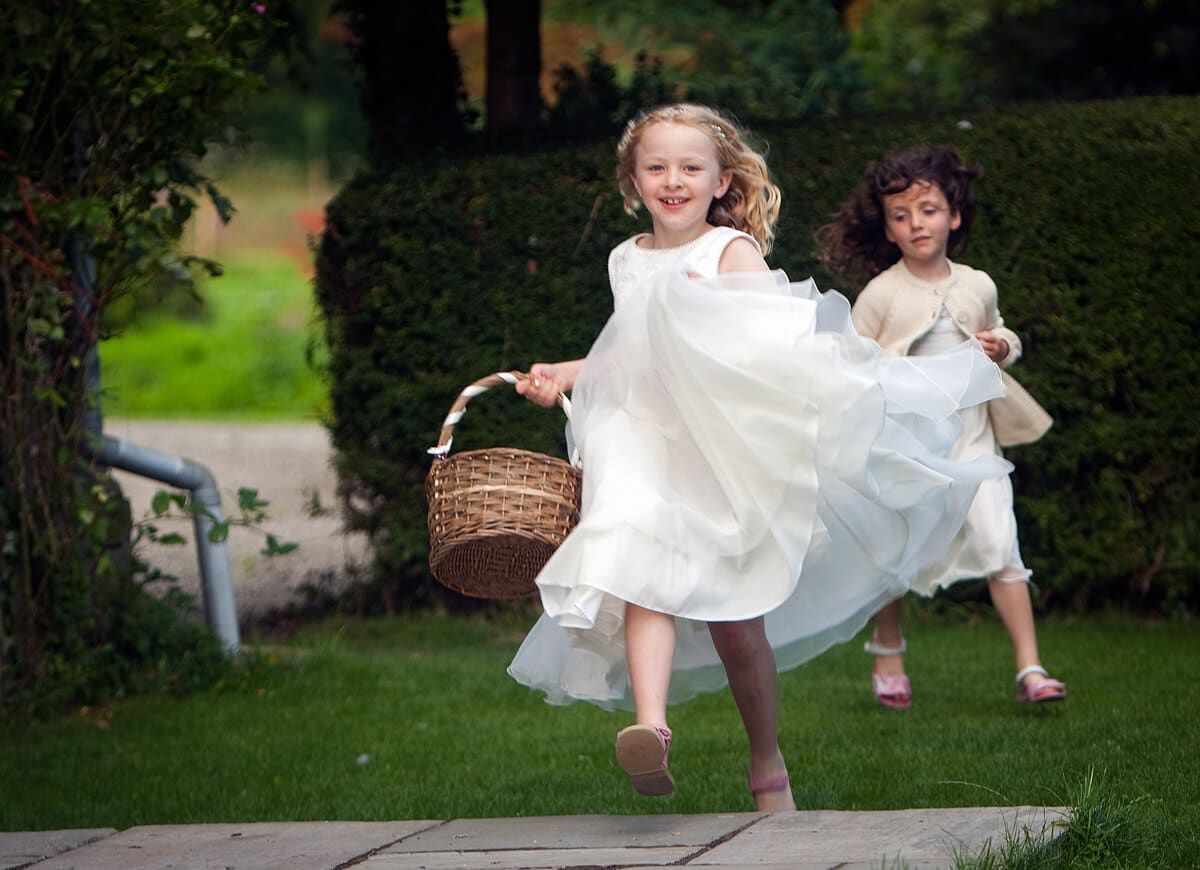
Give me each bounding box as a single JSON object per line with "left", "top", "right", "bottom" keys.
{"left": 816, "top": 144, "right": 983, "bottom": 285}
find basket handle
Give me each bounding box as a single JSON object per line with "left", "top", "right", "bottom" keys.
{"left": 427, "top": 370, "right": 575, "bottom": 462}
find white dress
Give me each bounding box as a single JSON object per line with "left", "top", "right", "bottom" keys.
{"left": 507, "top": 227, "right": 1010, "bottom": 710}
{"left": 908, "top": 308, "right": 1029, "bottom": 593}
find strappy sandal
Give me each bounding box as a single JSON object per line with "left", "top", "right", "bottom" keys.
{"left": 865, "top": 637, "right": 911, "bottom": 709}
{"left": 615, "top": 724, "right": 674, "bottom": 796}
{"left": 748, "top": 772, "right": 795, "bottom": 812}
{"left": 1016, "top": 665, "right": 1066, "bottom": 703}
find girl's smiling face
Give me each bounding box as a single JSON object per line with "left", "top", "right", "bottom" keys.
{"left": 883, "top": 180, "right": 962, "bottom": 272}
{"left": 631, "top": 121, "right": 731, "bottom": 248}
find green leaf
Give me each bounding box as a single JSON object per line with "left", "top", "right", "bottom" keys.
{"left": 237, "top": 487, "right": 268, "bottom": 512}
{"left": 151, "top": 491, "right": 171, "bottom": 515}
{"left": 261, "top": 533, "right": 299, "bottom": 556}
{"left": 34, "top": 388, "right": 66, "bottom": 407}
{"left": 205, "top": 183, "right": 236, "bottom": 224}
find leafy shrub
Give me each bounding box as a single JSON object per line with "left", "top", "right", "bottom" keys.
{"left": 1, "top": 0, "right": 297, "bottom": 712}
{"left": 315, "top": 96, "right": 1200, "bottom": 613}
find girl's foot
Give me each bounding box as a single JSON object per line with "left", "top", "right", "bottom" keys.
{"left": 748, "top": 752, "right": 795, "bottom": 812}
{"left": 1016, "top": 665, "right": 1066, "bottom": 703}
{"left": 865, "top": 636, "right": 911, "bottom": 709}
{"left": 615, "top": 724, "right": 674, "bottom": 796}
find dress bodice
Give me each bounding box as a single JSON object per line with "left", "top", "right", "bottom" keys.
{"left": 606, "top": 226, "right": 758, "bottom": 307}
{"left": 910, "top": 307, "right": 964, "bottom": 356}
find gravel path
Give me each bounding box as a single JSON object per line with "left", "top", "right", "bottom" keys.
{"left": 105, "top": 420, "right": 368, "bottom": 622}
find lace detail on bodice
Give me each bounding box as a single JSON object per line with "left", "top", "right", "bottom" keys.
{"left": 607, "top": 227, "right": 758, "bottom": 307}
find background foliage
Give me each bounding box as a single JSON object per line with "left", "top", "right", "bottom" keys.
{"left": 0, "top": 0, "right": 298, "bottom": 712}
{"left": 514, "top": 0, "right": 1200, "bottom": 126}
{"left": 315, "top": 95, "right": 1200, "bottom": 613}
{"left": 846, "top": 0, "right": 1199, "bottom": 112}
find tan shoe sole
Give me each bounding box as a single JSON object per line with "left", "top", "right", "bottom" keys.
{"left": 615, "top": 724, "right": 674, "bottom": 796}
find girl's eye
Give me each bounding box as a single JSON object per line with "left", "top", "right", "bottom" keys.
{"left": 684, "top": 164, "right": 701, "bottom": 172}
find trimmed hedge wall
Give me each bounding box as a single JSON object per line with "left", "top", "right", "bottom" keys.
{"left": 315, "top": 96, "right": 1200, "bottom": 613}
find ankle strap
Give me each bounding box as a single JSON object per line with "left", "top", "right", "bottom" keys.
{"left": 864, "top": 638, "right": 907, "bottom": 657}
{"left": 1015, "top": 665, "right": 1048, "bottom": 684}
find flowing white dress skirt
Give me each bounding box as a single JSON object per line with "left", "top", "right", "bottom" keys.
{"left": 906, "top": 314, "right": 1031, "bottom": 594}
{"left": 508, "top": 270, "right": 1010, "bottom": 710}
{"left": 910, "top": 402, "right": 1030, "bottom": 593}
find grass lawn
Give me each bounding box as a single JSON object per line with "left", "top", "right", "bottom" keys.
{"left": 1, "top": 610, "right": 1196, "bottom": 865}
{"left": 99, "top": 252, "right": 327, "bottom": 421}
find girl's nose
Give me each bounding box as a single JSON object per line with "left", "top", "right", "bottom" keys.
{"left": 665, "top": 167, "right": 682, "bottom": 186}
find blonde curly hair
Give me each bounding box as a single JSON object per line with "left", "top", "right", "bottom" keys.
{"left": 615, "top": 103, "right": 782, "bottom": 255}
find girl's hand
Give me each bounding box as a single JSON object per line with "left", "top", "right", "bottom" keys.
{"left": 974, "top": 330, "right": 1010, "bottom": 363}
{"left": 516, "top": 363, "right": 568, "bottom": 407}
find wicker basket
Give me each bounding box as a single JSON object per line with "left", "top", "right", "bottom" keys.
{"left": 426, "top": 371, "right": 583, "bottom": 599}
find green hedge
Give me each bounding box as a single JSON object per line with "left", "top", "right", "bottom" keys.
{"left": 315, "top": 96, "right": 1200, "bottom": 613}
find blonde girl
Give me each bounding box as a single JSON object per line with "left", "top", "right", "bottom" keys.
{"left": 510, "top": 107, "right": 1008, "bottom": 811}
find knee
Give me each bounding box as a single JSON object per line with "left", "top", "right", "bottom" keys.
{"left": 709, "top": 620, "right": 766, "bottom": 666}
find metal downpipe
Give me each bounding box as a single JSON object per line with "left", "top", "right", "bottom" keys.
{"left": 70, "top": 238, "right": 240, "bottom": 654}
{"left": 85, "top": 433, "right": 241, "bottom": 655}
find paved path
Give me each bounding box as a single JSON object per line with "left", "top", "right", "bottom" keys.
{"left": 104, "top": 420, "right": 367, "bottom": 622}
{"left": 1, "top": 806, "right": 1066, "bottom": 869}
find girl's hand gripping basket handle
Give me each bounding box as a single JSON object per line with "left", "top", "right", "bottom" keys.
{"left": 427, "top": 370, "right": 578, "bottom": 466}
{"left": 425, "top": 371, "right": 582, "bottom": 600}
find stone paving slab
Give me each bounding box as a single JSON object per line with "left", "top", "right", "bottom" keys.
{"left": 364, "top": 813, "right": 760, "bottom": 869}
{"left": 14, "top": 821, "right": 437, "bottom": 870}
{"left": 3, "top": 807, "right": 1068, "bottom": 870}
{"left": 363, "top": 844, "right": 700, "bottom": 869}
{"left": 382, "top": 813, "right": 758, "bottom": 852}
{"left": 0, "top": 830, "right": 115, "bottom": 870}
{"left": 692, "top": 805, "right": 1067, "bottom": 868}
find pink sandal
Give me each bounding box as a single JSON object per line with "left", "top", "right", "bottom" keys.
{"left": 615, "top": 724, "right": 674, "bottom": 796}
{"left": 872, "top": 673, "right": 913, "bottom": 709}
{"left": 865, "top": 638, "right": 911, "bottom": 709}
{"left": 749, "top": 772, "right": 795, "bottom": 812}
{"left": 1016, "top": 665, "right": 1066, "bottom": 703}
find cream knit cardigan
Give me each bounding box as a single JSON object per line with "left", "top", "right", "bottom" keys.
{"left": 851, "top": 259, "right": 1052, "bottom": 447}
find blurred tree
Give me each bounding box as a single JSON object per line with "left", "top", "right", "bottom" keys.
{"left": 984, "top": 0, "right": 1199, "bottom": 100}
{"left": 849, "top": 0, "right": 1199, "bottom": 110}
{"left": 1, "top": 0, "right": 299, "bottom": 711}
{"left": 334, "top": 0, "right": 469, "bottom": 159}
{"left": 228, "top": 0, "right": 367, "bottom": 177}
{"left": 547, "top": 0, "right": 863, "bottom": 122}
{"left": 485, "top": 0, "right": 543, "bottom": 131}
{"left": 684, "top": 0, "right": 861, "bottom": 119}
{"left": 329, "top": 0, "right": 1197, "bottom": 153}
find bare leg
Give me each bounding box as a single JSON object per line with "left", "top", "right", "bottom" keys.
{"left": 616, "top": 604, "right": 679, "bottom": 796}
{"left": 870, "top": 598, "right": 906, "bottom": 678}
{"left": 709, "top": 618, "right": 795, "bottom": 812}
{"left": 625, "top": 603, "right": 675, "bottom": 726}
{"left": 987, "top": 574, "right": 1042, "bottom": 686}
